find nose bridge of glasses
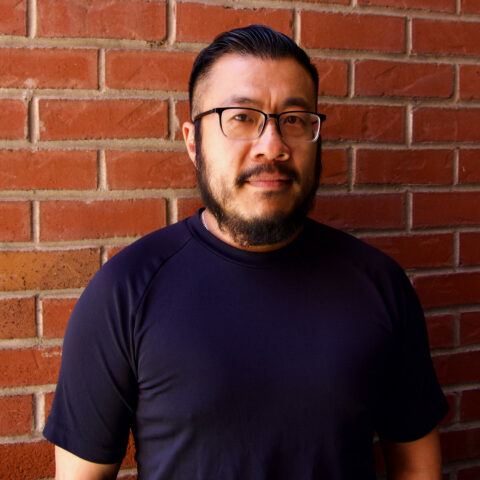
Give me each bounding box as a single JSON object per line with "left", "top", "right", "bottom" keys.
{"left": 261, "top": 113, "right": 283, "bottom": 138}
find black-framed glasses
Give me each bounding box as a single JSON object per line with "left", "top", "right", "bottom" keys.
{"left": 193, "top": 107, "right": 326, "bottom": 143}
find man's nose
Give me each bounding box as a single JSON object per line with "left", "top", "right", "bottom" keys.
{"left": 251, "top": 118, "right": 290, "bottom": 161}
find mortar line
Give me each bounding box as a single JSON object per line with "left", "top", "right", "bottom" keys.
{"left": 35, "top": 294, "right": 43, "bottom": 338}
{"left": 168, "top": 97, "right": 177, "bottom": 141}
{"left": 453, "top": 310, "right": 461, "bottom": 349}
{"left": 453, "top": 64, "right": 460, "bottom": 102}
{"left": 453, "top": 148, "right": 459, "bottom": 185}
{"left": 98, "top": 150, "right": 107, "bottom": 191}
{"left": 405, "top": 16, "right": 412, "bottom": 56}
{"left": 33, "top": 391, "right": 45, "bottom": 432}
{"left": 32, "top": 199, "right": 40, "bottom": 244}
{"left": 98, "top": 48, "right": 106, "bottom": 92}
{"left": 28, "top": 97, "right": 39, "bottom": 145}
{"left": 167, "top": 0, "right": 177, "bottom": 45}
{"left": 348, "top": 59, "right": 354, "bottom": 99}
{"left": 292, "top": 9, "right": 300, "bottom": 45}
{"left": 348, "top": 146, "right": 355, "bottom": 192}
{"left": 405, "top": 103, "right": 413, "bottom": 148}
{"left": 453, "top": 229, "right": 460, "bottom": 269}
{"left": 405, "top": 190, "right": 412, "bottom": 233}
{"left": 27, "top": 0, "right": 37, "bottom": 39}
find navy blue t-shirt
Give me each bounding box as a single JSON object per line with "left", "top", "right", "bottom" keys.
{"left": 44, "top": 211, "right": 448, "bottom": 479}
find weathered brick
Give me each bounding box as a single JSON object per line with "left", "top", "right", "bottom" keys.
{"left": 0, "top": 48, "right": 97, "bottom": 89}
{"left": 461, "top": 0, "right": 480, "bottom": 14}
{"left": 310, "top": 193, "right": 405, "bottom": 230}
{"left": 0, "top": 395, "right": 32, "bottom": 435}
{"left": 0, "top": 249, "right": 100, "bottom": 291}
{"left": 0, "top": 150, "right": 97, "bottom": 190}
{"left": 460, "top": 389, "right": 480, "bottom": 421}
{"left": 37, "top": 0, "right": 166, "bottom": 41}
{"left": 363, "top": 234, "right": 452, "bottom": 269}
{"left": 413, "top": 272, "right": 480, "bottom": 309}
{"left": 40, "top": 199, "right": 166, "bottom": 241}
{"left": 321, "top": 149, "right": 348, "bottom": 185}
{"left": 433, "top": 351, "right": 480, "bottom": 386}
{"left": 106, "top": 151, "right": 196, "bottom": 190}
{"left": 459, "top": 65, "right": 480, "bottom": 100}
{"left": 355, "top": 149, "right": 453, "bottom": 184}
{"left": 355, "top": 60, "right": 453, "bottom": 98}
{"left": 0, "top": 297, "right": 36, "bottom": 339}
{"left": 460, "top": 312, "right": 480, "bottom": 346}
{"left": 358, "top": 0, "right": 454, "bottom": 12}
{"left": 319, "top": 104, "right": 404, "bottom": 143}
{"left": 312, "top": 58, "right": 349, "bottom": 97}
{"left": 106, "top": 50, "right": 196, "bottom": 92}
{"left": 0, "top": 442, "right": 54, "bottom": 480}
{"left": 300, "top": 12, "right": 405, "bottom": 52}
{"left": 414, "top": 108, "right": 480, "bottom": 143}
{"left": 0, "top": 99, "right": 27, "bottom": 139}
{"left": 39, "top": 99, "right": 168, "bottom": 140}
{"left": 0, "top": 0, "right": 26, "bottom": 36}
{"left": 440, "top": 393, "right": 455, "bottom": 425}
{"left": 0, "top": 347, "right": 61, "bottom": 388}
{"left": 425, "top": 315, "right": 454, "bottom": 349}
{"left": 413, "top": 192, "right": 480, "bottom": 227}
{"left": 459, "top": 150, "right": 480, "bottom": 183}
{"left": 42, "top": 297, "right": 78, "bottom": 338}
{"left": 0, "top": 201, "right": 30, "bottom": 241}
{"left": 440, "top": 427, "right": 480, "bottom": 462}
{"left": 176, "top": 3, "right": 292, "bottom": 43}
{"left": 177, "top": 197, "right": 203, "bottom": 221}
{"left": 460, "top": 232, "right": 480, "bottom": 266}
{"left": 413, "top": 19, "right": 480, "bottom": 56}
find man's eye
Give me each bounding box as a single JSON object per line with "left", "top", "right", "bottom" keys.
{"left": 233, "top": 114, "right": 251, "bottom": 122}
{"left": 284, "top": 115, "right": 302, "bottom": 124}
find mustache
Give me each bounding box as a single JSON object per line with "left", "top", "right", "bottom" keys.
{"left": 235, "top": 163, "right": 300, "bottom": 186}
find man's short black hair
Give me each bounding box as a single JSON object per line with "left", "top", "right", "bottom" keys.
{"left": 188, "top": 24, "right": 319, "bottom": 117}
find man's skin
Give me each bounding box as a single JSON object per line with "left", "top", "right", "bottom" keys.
{"left": 54, "top": 54, "right": 444, "bottom": 479}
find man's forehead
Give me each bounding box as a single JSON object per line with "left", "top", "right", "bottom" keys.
{"left": 193, "top": 53, "right": 316, "bottom": 113}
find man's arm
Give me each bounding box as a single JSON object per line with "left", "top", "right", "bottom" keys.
{"left": 55, "top": 446, "right": 121, "bottom": 480}
{"left": 381, "top": 427, "right": 442, "bottom": 480}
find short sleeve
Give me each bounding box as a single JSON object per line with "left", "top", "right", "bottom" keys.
{"left": 43, "top": 259, "right": 138, "bottom": 463}
{"left": 374, "top": 267, "right": 449, "bottom": 442}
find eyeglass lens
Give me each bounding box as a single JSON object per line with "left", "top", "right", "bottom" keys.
{"left": 220, "top": 108, "right": 320, "bottom": 141}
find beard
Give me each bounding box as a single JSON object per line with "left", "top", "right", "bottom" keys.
{"left": 194, "top": 122, "right": 322, "bottom": 247}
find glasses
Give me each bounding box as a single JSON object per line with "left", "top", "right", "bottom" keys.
{"left": 193, "top": 107, "right": 326, "bottom": 143}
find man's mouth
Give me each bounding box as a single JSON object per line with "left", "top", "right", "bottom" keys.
{"left": 236, "top": 164, "right": 299, "bottom": 187}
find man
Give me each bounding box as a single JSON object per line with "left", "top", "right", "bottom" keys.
{"left": 44, "top": 25, "right": 448, "bottom": 479}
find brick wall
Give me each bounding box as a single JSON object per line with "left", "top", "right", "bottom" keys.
{"left": 0, "top": 0, "right": 479, "bottom": 478}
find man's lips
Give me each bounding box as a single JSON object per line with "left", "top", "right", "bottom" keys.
{"left": 245, "top": 176, "right": 293, "bottom": 188}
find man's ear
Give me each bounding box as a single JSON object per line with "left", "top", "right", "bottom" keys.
{"left": 182, "top": 121, "right": 197, "bottom": 165}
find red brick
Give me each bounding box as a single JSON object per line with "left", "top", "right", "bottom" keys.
{"left": 106, "top": 50, "right": 195, "bottom": 92}
{"left": 310, "top": 193, "right": 405, "bottom": 230}
{"left": 413, "top": 192, "right": 480, "bottom": 227}
{"left": 461, "top": 0, "right": 480, "bottom": 14}
{"left": 355, "top": 149, "right": 453, "bottom": 185}
{"left": 440, "top": 427, "right": 480, "bottom": 462}
{"left": 358, "top": 0, "right": 454, "bottom": 12}
{"left": 413, "top": 272, "right": 480, "bottom": 309}
{"left": 0, "top": 150, "right": 97, "bottom": 190}
{"left": 174, "top": 100, "right": 190, "bottom": 141}
{"left": 319, "top": 104, "right": 404, "bottom": 143}
{"left": 363, "top": 234, "right": 452, "bottom": 269}
{"left": 0, "top": 297, "right": 36, "bottom": 339}
{"left": 44, "top": 392, "right": 54, "bottom": 420}
{"left": 0, "top": 201, "right": 30, "bottom": 241}
{"left": 458, "top": 466, "right": 480, "bottom": 480}
{"left": 0, "top": 347, "right": 61, "bottom": 388}
{"left": 106, "top": 245, "right": 127, "bottom": 260}
{"left": 312, "top": 58, "right": 348, "bottom": 97}
{"left": 0, "top": 395, "right": 32, "bottom": 435}
{"left": 0, "top": 249, "right": 100, "bottom": 292}
{"left": 413, "top": 19, "right": 480, "bottom": 56}
{"left": 459, "top": 65, "right": 480, "bottom": 100}
{"left": 413, "top": 108, "right": 480, "bottom": 143}
{"left": 321, "top": 149, "right": 348, "bottom": 185}
{"left": 39, "top": 99, "right": 168, "bottom": 140}
{"left": 106, "top": 151, "right": 196, "bottom": 189}
{"left": 176, "top": 3, "right": 292, "bottom": 43}
{"left": 177, "top": 197, "right": 203, "bottom": 221}
{"left": 0, "top": 0, "right": 26, "bottom": 36}
{"left": 0, "top": 48, "right": 97, "bottom": 89}
{"left": 440, "top": 392, "right": 455, "bottom": 425}
{"left": 37, "top": 0, "right": 166, "bottom": 41}
{"left": 42, "top": 297, "right": 77, "bottom": 339}
{"left": 433, "top": 351, "right": 480, "bottom": 386}
{"left": 121, "top": 432, "right": 137, "bottom": 469}
{"left": 300, "top": 12, "right": 405, "bottom": 52}
{"left": 460, "top": 312, "right": 480, "bottom": 346}
{"left": 40, "top": 199, "right": 166, "bottom": 241}
{"left": 355, "top": 60, "right": 453, "bottom": 98}
{"left": 425, "top": 314, "right": 454, "bottom": 349}
{"left": 460, "top": 232, "right": 480, "bottom": 266}
{"left": 0, "top": 99, "right": 26, "bottom": 139}
{"left": 459, "top": 150, "right": 480, "bottom": 184}
{"left": 460, "top": 389, "right": 480, "bottom": 421}
{"left": 0, "top": 442, "right": 54, "bottom": 479}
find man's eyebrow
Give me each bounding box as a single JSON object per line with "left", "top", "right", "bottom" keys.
{"left": 282, "top": 96, "right": 313, "bottom": 111}
{"left": 221, "top": 95, "right": 314, "bottom": 111}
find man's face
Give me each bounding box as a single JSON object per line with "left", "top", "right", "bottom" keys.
{"left": 185, "top": 54, "right": 320, "bottom": 247}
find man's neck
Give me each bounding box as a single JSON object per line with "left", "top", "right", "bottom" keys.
{"left": 201, "top": 208, "right": 304, "bottom": 253}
